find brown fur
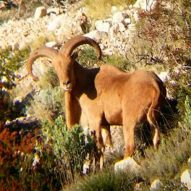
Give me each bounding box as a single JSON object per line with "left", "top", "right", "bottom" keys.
{"left": 27, "top": 35, "right": 166, "bottom": 163}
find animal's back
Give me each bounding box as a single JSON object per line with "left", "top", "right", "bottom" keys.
{"left": 95, "top": 66, "right": 166, "bottom": 125}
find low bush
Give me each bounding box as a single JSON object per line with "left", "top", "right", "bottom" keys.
{"left": 67, "top": 169, "right": 135, "bottom": 191}
{"left": 0, "top": 48, "right": 30, "bottom": 121}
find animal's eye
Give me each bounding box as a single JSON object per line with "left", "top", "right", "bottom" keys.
{"left": 64, "top": 80, "right": 71, "bottom": 85}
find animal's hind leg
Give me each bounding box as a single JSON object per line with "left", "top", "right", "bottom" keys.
{"left": 123, "top": 120, "right": 136, "bottom": 158}
{"left": 147, "top": 109, "right": 160, "bottom": 148}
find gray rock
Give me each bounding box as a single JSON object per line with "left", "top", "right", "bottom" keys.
{"left": 111, "top": 6, "right": 119, "bottom": 14}
{"left": 102, "top": 48, "right": 113, "bottom": 56}
{"left": 181, "top": 169, "right": 191, "bottom": 190}
{"left": 84, "top": 30, "right": 102, "bottom": 43}
{"left": 188, "top": 157, "right": 191, "bottom": 167}
{"left": 123, "top": 18, "right": 131, "bottom": 26}
{"left": 150, "top": 179, "right": 163, "bottom": 191}
{"left": 95, "top": 20, "right": 110, "bottom": 33}
{"left": 114, "top": 157, "right": 141, "bottom": 174}
{"left": 47, "top": 18, "right": 61, "bottom": 31}
{"left": 112, "top": 12, "right": 125, "bottom": 24}
{"left": 47, "top": 14, "right": 66, "bottom": 31}
{"left": 158, "top": 71, "right": 169, "bottom": 82}
{"left": 118, "top": 23, "right": 126, "bottom": 32}
{"left": 133, "top": 0, "right": 158, "bottom": 11}
{"left": 34, "top": 6, "right": 47, "bottom": 20}
{"left": 45, "top": 41, "right": 58, "bottom": 48}
{"left": 109, "top": 24, "right": 119, "bottom": 38}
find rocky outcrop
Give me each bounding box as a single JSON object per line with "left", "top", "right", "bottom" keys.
{"left": 0, "top": 7, "right": 84, "bottom": 50}
{"left": 0, "top": 2, "right": 142, "bottom": 55}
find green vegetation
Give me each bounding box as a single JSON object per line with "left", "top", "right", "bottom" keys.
{"left": 68, "top": 170, "right": 135, "bottom": 191}
{"left": 0, "top": 47, "right": 30, "bottom": 88}
{"left": 0, "top": 48, "right": 30, "bottom": 120}
{"left": 77, "top": 47, "right": 132, "bottom": 70}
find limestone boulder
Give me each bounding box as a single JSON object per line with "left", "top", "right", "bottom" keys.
{"left": 114, "top": 157, "right": 141, "bottom": 174}
{"left": 133, "top": 0, "right": 158, "bottom": 11}
{"left": 150, "top": 179, "right": 163, "bottom": 191}
{"left": 34, "top": 6, "right": 47, "bottom": 20}
{"left": 47, "top": 14, "right": 66, "bottom": 31}
{"left": 112, "top": 12, "right": 126, "bottom": 24}
{"left": 84, "top": 30, "right": 102, "bottom": 43}
{"left": 181, "top": 169, "right": 191, "bottom": 190}
{"left": 95, "top": 20, "right": 110, "bottom": 33}
{"left": 45, "top": 41, "right": 56, "bottom": 47}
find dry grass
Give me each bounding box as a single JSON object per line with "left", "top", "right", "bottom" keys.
{"left": 83, "top": 0, "right": 135, "bottom": 20}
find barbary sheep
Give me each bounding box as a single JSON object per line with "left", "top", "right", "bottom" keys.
{"left": 27, "top": 35, "right": 166, "bottom": 166}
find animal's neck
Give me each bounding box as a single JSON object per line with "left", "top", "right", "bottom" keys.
{"left": 73, "top": 61, "right": 99, "bottom": 95}
{"left": 64, "top": 91, "right": 74, "bottom": 128}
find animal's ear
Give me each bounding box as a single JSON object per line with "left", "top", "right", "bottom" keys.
{"left": 71, "top": 51, "right": 78, "bottom": 60}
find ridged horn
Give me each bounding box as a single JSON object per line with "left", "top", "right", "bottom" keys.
{"left": 26, "top": 47, "right": 58, "bottom": 81}
{"left": 60, "top": 35, "right": 102, "bottom": 59}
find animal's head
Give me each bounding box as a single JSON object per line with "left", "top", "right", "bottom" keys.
{"left": 27, "top": 35, "right": 102, "bottom": 92}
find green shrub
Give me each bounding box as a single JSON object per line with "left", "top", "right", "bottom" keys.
{"left": 103, "top": 54, "right": 132, "bottom": 71}
{"left": 76, "top": 47, "right": 132, "bottom": 71}
{"left": 76, "top": 47, "right": 100, "bottom": 68}
{"left": 27, "top": 87, "right": 64, "bottom": 121}
{"left": 126, "top": 0, "right": 191, "bottom": 72}
{"left": 0, "top": 47, "right": 30, "bottom": 88}
{"left": 0, "top": 48, "right": 30, "bottom": 121}
{"left": 36, "top": 116, "right": 97, "bottom": 184}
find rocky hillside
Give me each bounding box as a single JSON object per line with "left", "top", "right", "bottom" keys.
{"left": 0, "top": 0, "right": 159, "bottom": 54}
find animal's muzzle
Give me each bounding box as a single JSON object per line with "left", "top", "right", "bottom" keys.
{"left": 62, "top": 82, "right": 72, "bottom": 92}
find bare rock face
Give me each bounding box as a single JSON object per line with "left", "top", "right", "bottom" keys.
{"left": 0, "top": 17, "right": 49, "bottom": 50}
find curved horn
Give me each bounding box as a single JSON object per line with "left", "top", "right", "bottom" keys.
{"left": 60, "top": 35, "right": 102, "bottom": 59}
{"left": 26, "top": 47, "right": 58, "bottom": 81}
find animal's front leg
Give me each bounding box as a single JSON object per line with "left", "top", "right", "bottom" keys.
{"left": 89, "top": 119, "right": 104, "bottom": 170}
{"left": 90, "top": 122, "right": 104, "bottom": 150}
